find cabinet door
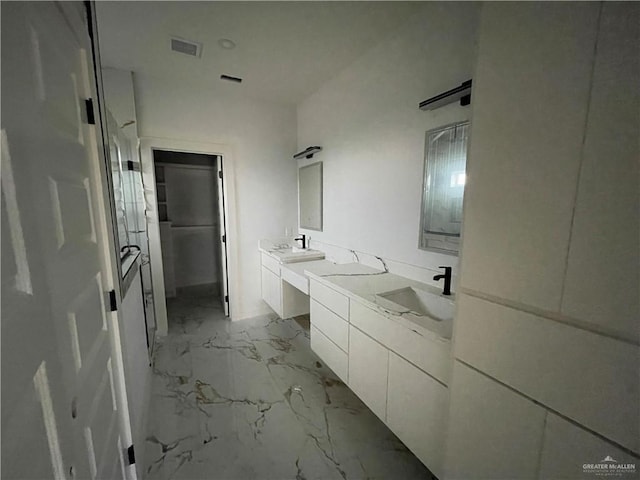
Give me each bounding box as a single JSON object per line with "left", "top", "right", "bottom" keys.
{"left": 559, "top": 2, "right": 640, "bottom": 341}
{"left": 443, "top": 362, "right": 546, "bottom": 479}
{"left": 310, "top": 300, "right": 348, "bottom": 352}
{"left": 387, "top": 352, "right": 448, "bottom": 478}
{"left": 348, "top": 326, "right": 389, "bottom": 422}
{"left": 539, "top": 413, "right": 639, "bottom": 480}
{"left": 310, "top": 326, "right": 348, "bottom": 383}
{"left": 261, "top": 266, "right": 281, "bottom": 317}
{"left": 458, "top": 2, "right": 600, "bottom": 311}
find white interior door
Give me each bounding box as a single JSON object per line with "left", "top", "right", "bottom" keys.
{"left": 1, "top": 2, "right": 134, "bottom": 479}
{"left": 216, "top": 156, "right": 230, "bottom": 316}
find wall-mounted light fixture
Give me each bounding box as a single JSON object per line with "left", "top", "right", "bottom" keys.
{"left": 419, "top": 79, "right": 472, "bottom": 111}
{"left": 220, "top": 74, "right": 242, "bottom": 83}
{"left": 293, "top": 146, "right": 322, "bottom": 160}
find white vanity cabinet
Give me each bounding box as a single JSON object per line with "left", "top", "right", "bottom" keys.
{"left": 308, "top": 278, "right": 454, "bottom": 478}
{"left": 260, "top": 252, "right": 315, "bottom": 319}
{"left": 349, "top": 299, "right": 451, "bottom": 478}
{"left": 387, "top": 352, "right": 448, "bottom": 479}
{"left": 348, "top": 325, "right": 389, "bottom": 422}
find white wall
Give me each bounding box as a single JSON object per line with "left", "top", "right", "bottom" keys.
{"left": 297, "top": 2, "right": 481, "bottom": 287}
{"left": 134, "top": 74, "right": 298, "bottom": 319}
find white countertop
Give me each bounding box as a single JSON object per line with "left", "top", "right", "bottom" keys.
{"left": 259, "top": 242, "right": 326, "bottom": 264}
{"left": 304, "top": 262, "right": 453, "bottom": 342}
{"left": 281, "top": 259, "right": 333, "bottom": 276}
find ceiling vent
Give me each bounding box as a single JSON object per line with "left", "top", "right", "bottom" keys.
{"left": 170, "top": 37, "right": 202, "bottom": 58}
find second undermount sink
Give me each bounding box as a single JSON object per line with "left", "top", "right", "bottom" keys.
{"left": 270, "top": 248, "right": 325, "bottom": 264}
{"left": 377, "top": 287, "right": 454, "bottom": 321}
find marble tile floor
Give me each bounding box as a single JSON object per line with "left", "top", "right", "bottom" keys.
{"left": 145, "top": 292, "right": 434, "bottom": 480}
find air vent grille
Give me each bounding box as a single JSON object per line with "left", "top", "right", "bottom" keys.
{"left": 170, "top": 37, "right": 202, "bottom": 57}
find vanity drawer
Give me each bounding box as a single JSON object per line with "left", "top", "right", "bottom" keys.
{"left": 261, "top": 252, "right": 281, "bottom": 276}
{"left": 350, "top": 300, "right": 451, "bottom": 385}
{"left": 311, "top": 300, "right": 348, "bottom": 352}
{"left": 311, "top": 326, "right": 348, "bottom": 383}
{"left": 281, "top": 266, "right": 308, "bottom": 294}
{"left": 309, "top": 279, "right": 349, "bottom": 320}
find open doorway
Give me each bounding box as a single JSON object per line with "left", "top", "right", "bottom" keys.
{"left": 152, "top": 150, "right": 230, "bottom": 326}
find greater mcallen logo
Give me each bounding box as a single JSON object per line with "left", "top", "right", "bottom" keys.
{"left": 583, "top": 456, "right": 637, "bottom": 476}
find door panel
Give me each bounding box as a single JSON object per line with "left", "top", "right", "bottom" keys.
{"left": 216, "top": 156, "right": 229, "bottom": 315}
{"left": 387, "top": 352, "right": 448, "bottom": 478}
{"left": 2, "top": 363, "right": 67, "bottom": 480}
{"left": 348, "top": 326, "right": 389, "bottom": 422}
{"left": 1, "top": 2, "right": 133, "bottom": 478}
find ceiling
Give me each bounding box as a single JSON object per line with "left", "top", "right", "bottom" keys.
{"left": 95, "top": 1, "right": 422, "bottom": 105}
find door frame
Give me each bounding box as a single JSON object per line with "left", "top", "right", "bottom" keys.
{"left": 85, "top": 3, "right": 138, "bottom": 477}
{"left": 139, "top": 137, "right": 238, "bottom": 335}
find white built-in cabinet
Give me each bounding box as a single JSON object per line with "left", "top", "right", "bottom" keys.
{"left": 538, "top": 413, "right": 639, "bottom": 479}
{"left": 308, "top": 277, "right": 451, "bottom": 478}
{"left": 444, "top": 362, "right": 640, "bottom": 479}
{"left": 460, "top": 2, "right": 638, "bottom": 342}
{"left": 558, "top": 2, "right": 639, "bottom": 339}
{"left": 444, "top": 4, "right": 640, "bottom": 478}
{"left": 444, "top": 362, "right": 547, "bottom": 479}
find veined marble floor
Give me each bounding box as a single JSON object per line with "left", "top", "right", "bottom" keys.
{"left": 145, "top": 292, "right": 433, "bottom": 480}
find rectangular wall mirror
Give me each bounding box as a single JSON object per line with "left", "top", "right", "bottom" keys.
{"left": 419, "top": 121, "right": 469, "bottom": 254}
{"left": 299, "top": 161, "right": 323, "bottom": 231}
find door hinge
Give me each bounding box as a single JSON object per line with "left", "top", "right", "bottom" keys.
{"left": 218, "top": 170, "right": 223, "bottom": 179}
{"left": 108, "top": 290, "right": 117, "bottom": 312}
{"left": 85, "top": 99, "right": 96, "bottom": 125}
{"left": 126, "top": 444, "right": 135, "bottom": 465}
{"left": 221, "top": 234, "right": 226, "bottom": 243}
{"left": 224, "top": 295, "right": 229, "bottom": 303}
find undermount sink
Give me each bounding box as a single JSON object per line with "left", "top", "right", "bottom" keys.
{"left": 376, "top": 287, "right": 454, "bottom": 321}
{"left": 270, "top": 248, "right": 325, "bottom": 264}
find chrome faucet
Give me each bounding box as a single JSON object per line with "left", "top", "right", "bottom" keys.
{"left": 433, "top": 266, "right": 452, "bottom": 296}
{"left": 294, "top": 234, "right": 307, "bottom": 249}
